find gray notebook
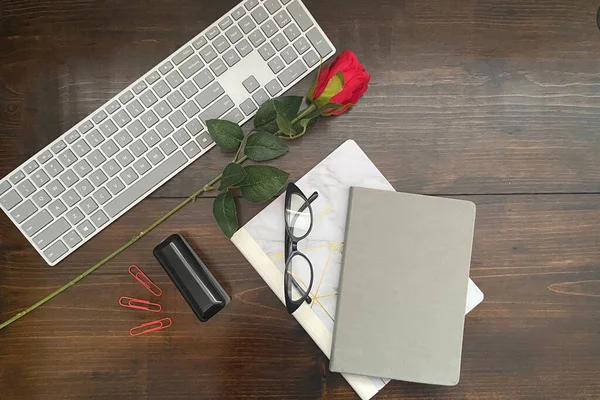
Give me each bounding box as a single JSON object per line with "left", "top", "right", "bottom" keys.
{"left": 329, "top": 187, "right": 476, "bottom": 386}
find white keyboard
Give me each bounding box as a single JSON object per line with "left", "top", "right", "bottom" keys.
{"left": 0, "top": 0, "right": 335, "bottom": 266}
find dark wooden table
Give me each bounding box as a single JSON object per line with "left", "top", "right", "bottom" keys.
{"left": 1, "top": 0, "right": 600, "bottom": 398}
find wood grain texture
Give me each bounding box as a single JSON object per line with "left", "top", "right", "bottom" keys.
{"left": 1, "top": 0, "right": 600, "bottom": 399}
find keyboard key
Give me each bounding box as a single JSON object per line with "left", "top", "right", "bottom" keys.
{"left": 173, "top": 129, "right": 191, "bottom": 145}
{"left": 182, "top": 100, "right": 201, "bottom": 118}
{"left": 261, "top": 20, "right": 278, "bottom": 37}
{"left": 199, "top": 45, "right": 218, "bottom": 63}
{"left": 127, "top": 120, "right": 146, "bottom": 138}
{"left": 169, "top": 110, "right": 187, "bottom": 128}
{"left": 281, "top": 46, "right": 298, "bottom": 64}
{"left": 37, "top": 150, "right": 53, "bottom": 164}
{"left": 214, "top": 35, "right": 230, "bottom": 53}
{"left": 113, "top": 109, "right": 132, "bottom": 128}
{"left": 61, "top": 189, "right": 81, "bottom": 207}
{"left": 22, "top": 210, "right": 53, "bottom": 237}
{"left": 223, "top": 49, "right": 241, "bottom": 67}
{"left": 166, "top": 70, "right": 184, "bottom": 88}
{"left": 74, "top": 179, "right": 94, "bottom": 198}
{"left": 284, "top": 23, "right": 301, "bottom": 41}
{"left": 132, "top": 80, "right": 148, "bottom": 94}
{"left": 241, "top": 98, "right": 258, "bottom": 116}
{"left": 251, "top": 6, "right": 268, "bottom": 24}
{"left": 154, "top": 100, "right": 172, "bottom": 118}
{"left": 244, "top": 0, "right": 259, "bottom": 10}
{"left": 86, "top": 129, "right": 105, "bottom": 147}
{"left": 66, "top": 207, "right": 85, "bottom": 225}
{"left": 236, "top": 39, "right": 253, "bottom": 57}
{"left": 140, "top": 90, "right": 158, "bottom": 107}
{"left": 243, "top": 76, "right": 260, "bottom": 93}
{"left": 87, "top": 149, "right": 106, "bottom": 168}
{"left": 167, "top": 91, "right": 186, "bottom": 108}
{"left": 180, "top": 81, "right": 199, "bottom": 99}
{"left": 89, "top": 170, "right": 108, "bottom": 187}
{"left": 274, "top": 9, "right": 291, "bottom": 27}
{"left": 197, "top": 132, "right": 214, "bottom": 148}
{"left": 141, "top": 110, "right": 159, "bottom": 128}
{"left": 92, "top": 110, "right": 108, "bottom": 124}
{"left": 91, "top": 210, "right": 109, "bottom": 228}
{"left": 126, "top": 99, "right": 144, "bottom": 118}
{"left": 10, "top": 200, "right": 37, "bottom": 223}
{"left": 65, "top": 130, "right": 80, "bottom": 144}
{"left": 59, "top": 170, "right": 79, "bottom": 187}
{"left": 225, "top": 26, "right": 243, "bottom": 44}
{"left": 293, "top": 37, "right": 310, "bottom": 54}
{"left": 206, "top": 26, "right": 220, "bottom": 40}
{"left": 80, "top": 197, "right": 99, "bottom": 215}
{"left": 142, "top": 130, "right": 161, "bottom": 147}
{"left": 287, "top": 1, "right": 313, "bottom": 31}
{"left": 199, "top": 95, "right": 234, "bottom": 122}
{"left": 160, "top": 138, "right": 178, "bottom": 156}
{"left": 44, "top": 160, "right": 64, "bottom": 178}
{"left": 94, "top": 188, "right": 112, "bottom": 205}
{"left": 153, "top": 80, "right": 171, "bottom": 98}
{"left": 133, "top": 157, "right": 152, "bottom": 175}
{"left": 33, "top": 217, "right": 70, "bottom": 250}
{"left": 156, "top": 120, "right": 174, "bottom": 138}
{"left": 46, "top": 180, "right": 65, "bottom": 197}
{"left": 48, "top": 199, "right": 67, "bottom": 217}
{"left": 173, "top": 46, "right": 194, "bottom": 65}
{"left": 259, "top": 42, "right": 276, "bottom": 60}
{"left": 100, "top": 139, "right": 119, "bottom": 157}
{"left": 77, "top": 220, "right": 95, "bottom": 238}
{"left": 268, "top": 56, "right": 285, "bottom": 73}
{"left": 129, "top": 140, "right": 148, "bottom": 157}
{"left": 145, "top": 70, "right": 161, "bottom": 85}
{"left": 119, "top": 91, "right": 135, "bottom": 104}
{"left": 43, "top": 240, "right": 68, "bottom": 263}
{"left": 107, "top": 177, "right": 126, "bottom": 195}
{"left": 63, "top": 230, "right": 82, "bottom": 248}
{"left": 116, "top": 149, "right": 135, "bottom": 167}
{"left": 159, "top": 61, "right": 174, "bottom": 74}
{"left": 78, "top": 120, "right": 94, "bottom": 134}
{"left": 239, "top": 15, "right": 256, "bottom": 34}
{"left": 183, "top": 141, "right": 201, "bottom": 158}
{"left": 0, "top": 181, "right": 8, "bottom": 197}
{"left": 271, "top": 33, "right": 288, "bottom": 51}
{"left": 266, "top": 78, "right": 283, "bottom": 96}
{"left": 196, "top": 82, "right": 225, "bottom": 108}
{"left": 10, "top": 171, "right": 25, "bottom": 184}
{"left": 51, "top": 140, "right": 67, "bottom": 154}
{"left": 232, "top": 7, "right": 246, "bottom": 20}
{"left": 58, "top": 149, "right": 77, "bottom": 168}
{"left": 303, "top": 49, "right": 319, "bottom": 67}
{"left": 74, "top": 159, "right": 93, "bottom": 178}
{"left": 106, "top": 100, "right": 121, "bottom": 114}
{"left": 103, "top": 159, "right": 121, "bottom": 177}
{"left": 249, "top": 29, "right": 266, "bottom": 47}
{"left": 306, "top": 27, "right": 333, "bottom": 57}
{"left": 179, "top": 55, "right": 204, "bottom": 79}
{"left": 104, "top": 151, "right": 187, "bottom": 218}
{"left": 224, "top": 108, "right": 244, "bottom": 124}
{"left": 193, "top": 69, "right": 215, "bottom": 90}
{"left": 186, "top": 118, "right": 204, "bottom": 136}
{"left": 253, "top": 88, "right": 269, "bottom": 105}
{"left": 120, "top": 168, "right": 139, "bottom": 185}
{"left": 147, "top": 148, "right": 165, "bottom": 165}
{"left": 33, "top": 189, "right": 51, "bottom": 208}
{"left": 17, "top": 179, "right": 36, "bottom": 197}
{"left": 192, "top": 36, "right": 208, "bottom": 50}
{"left": 265, "top": 0, "right": 281, "bottom": 13}
{"left": 219, "top": 16, "right": 233, "bottom": 30}
{"left": 278, "top": 59, "right": 307, "bottom": 86}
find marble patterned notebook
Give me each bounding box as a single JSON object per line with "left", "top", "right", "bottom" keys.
{"left": 231, "top": 140, "right": 484, "bottom": 400}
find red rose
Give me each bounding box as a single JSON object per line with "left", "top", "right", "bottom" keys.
{"left": 306, "top": 50, "right": 371, "bottom": 115}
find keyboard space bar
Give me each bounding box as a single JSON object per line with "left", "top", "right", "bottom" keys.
{"left": 104, "top": 151, "right": 187, "bottom": 218}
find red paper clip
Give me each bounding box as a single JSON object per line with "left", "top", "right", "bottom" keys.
{"left": 129, "top": 264, "right": 162, "bottom": 296}
{"left": 129, "top": 318, "right": 172, "bottom": 337}
{"left": 119, "top": 296, "right": 162, "bottom": 313}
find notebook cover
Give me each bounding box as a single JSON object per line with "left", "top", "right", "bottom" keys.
{"left": 330, "top": 187, "right": 476, "bottom": 386}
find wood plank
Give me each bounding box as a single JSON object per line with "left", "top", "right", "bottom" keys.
{"left": 1, "top": 194, "right": 599, "bottom": 398}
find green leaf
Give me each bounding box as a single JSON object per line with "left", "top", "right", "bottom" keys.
{"left": 239, "top": 165, "right": 289, "bottom": 203}
{"left": 292, "top": 117, "right": 318, "bottom": 136}
{"left": 218, "top": 163, "right": 247, "bottom": 190}
{"left": 213, "top": 191, "right": 238, "bottom": 238}
{"left": 244, "top": 131, "right": 289, "bottom": 161}
{"left": 254, "top": 96, "right": 303, "bottom": 134}
{"left": 206, "top": 119, "right": 243, "bottom": 152}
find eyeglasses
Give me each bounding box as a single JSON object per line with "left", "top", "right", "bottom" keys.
{"left": 284, "top": 182, "right": 319, "bottom": 314}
